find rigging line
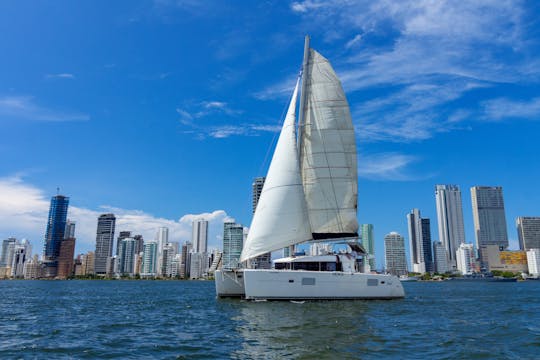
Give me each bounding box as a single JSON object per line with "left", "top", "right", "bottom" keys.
{"left": 256, "top": 74, "right": 302, "bottom": 178}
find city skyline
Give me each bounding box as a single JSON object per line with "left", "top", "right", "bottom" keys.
{"left": 2, "top": 2, "right": 540, "bottom": 268}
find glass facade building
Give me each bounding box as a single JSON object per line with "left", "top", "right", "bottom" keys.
{"left": 43, "top": 194, "right": 69, "bottom": 277}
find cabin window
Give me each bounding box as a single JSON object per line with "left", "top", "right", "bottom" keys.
{"left": 302, "top": 278, "right": 316, "bottom": 285}
{"left": 367, "top": 278, "right": 378, "bottom": 286}
{"left": 322, "top": 262, "right": 337, "bottom": 271}
{"left": 292, "top": 262, "right": 319, "bottom": 271}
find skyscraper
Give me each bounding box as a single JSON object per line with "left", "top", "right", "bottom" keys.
{"left": 43, "top": 194, "right": 70, "bottom": 278}
{"left": 0, "top": 237, "right": 17, "bottom": 267}
{"left": 94, "top": 213, "right": 116, "bottom": 275}
{"left": 141, "top": 241, "right": 158, "bottom": 277}
{"left": 471, "top": 186, "right": 508, "bottom": 267}
{"left": 250, "top": 176, "right": 271, "bottom": 269}
{"left": 516, "top": 217, "right": 540, "bottom": 250}
{"left": 435, "top": 185, "right": 465, "bottom": 270}
{"left": 223, "top": 222, "right": 244, "bottom": 269}
{"left": 360, "top": 224, "right": 375, "bottom": 270}
{"left": 192, "top": 220, "right": 208, "bottom": 254}
{"left": 407, "top": 209, "right": 425, "bottom": 273}
{"left": 116, "top": 231, "right": 132, "bottom": 256}
{"left": 406, "top": 209, "right": 433, "bottom": 273}
{"left": 117, "top": 237, "right": 137, "bottom": 276}
{"left": 57, "top": 238, "right": 75, "bottom": 279}
{"left": 384, "top": 232, "right": 407, "bottom": 276}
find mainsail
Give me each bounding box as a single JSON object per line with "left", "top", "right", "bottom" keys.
{"left": 239, "top": 81, "right": 312, "bottom": 263}
{"left": 299, "top": 48, "right": 358, "bottom": 239}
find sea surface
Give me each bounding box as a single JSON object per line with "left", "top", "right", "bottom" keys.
{"left": 1, "top": 280, "right": 539, "bottom": 359}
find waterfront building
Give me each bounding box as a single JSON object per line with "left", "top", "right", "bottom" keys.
{"left": 471, "top": 186, "right": 508, "bottom": 268}
{"left": 23, "top": 254, "right": 41, "bottom": 279}
{"left": 85, "top": 251, "right": 95, "bottom": 275}
{"left": 250, "top": 176, "right": 272, "bottom": 269}
{"left": 516, "top": 217, "right": 540, "bottom": 250}
{"left": 405, "top": 213, "right": 435, "bottom": 274}
{"left": 94, "top": 213, "right": 116, "bottom": 275}
{"left": 435, "top": 185, "right": 465, "bottom": 270}
{"left": 11, "top": 240, "right": 31, "bottom": 278}
{"left": 118, "top": 238, "right": 137, "bottom": 276}
{"left": 116, "top": 231, "right": 132, "bottom": 256}
{"left": 161, "top": 243, "right": 175, "bottom": 277}
{"left": 180, "top": 242, "right": 192, "bottom": 279}
{"left": 433, "top": 241, "right": 449, "bottom": 274}
{"left": 456, "top": 243, "right": 475, "bottom": 275}
{"left": 526, "top": 249, "right": 540, "bottom": 277}
{"left": 57, "top": 237, "right": 75, "bottom": 279}
{"left": 384, "top": 232, "right": 407, "bottom": 276}
{"left": 484, "top": 245, "right": 528, "bottom": 273}
{"left": 43, "top": 194, "right": 70, "bottom": 277}
{"left": 141, "top": 241, "right": 158, "bottom": 277}
{"left": 1, "top": 237, "right": 17, "bottom": 267}
{"left": 189, "top": 252, "right": 205, "bottom": 279}
{"left": 222, "top": 222, "right": 244, "bottom": 269}
{"left": 361, "top": 224, "right": 375, "bottom": 270}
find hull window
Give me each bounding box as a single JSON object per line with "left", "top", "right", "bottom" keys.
{"left": 302, "top": 278, "right": 316, "bottom": 285}
{"left": 367, "top": 278, "right": 378, "bottom": 286}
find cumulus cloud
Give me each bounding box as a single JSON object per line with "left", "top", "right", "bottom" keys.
{"left": 0, "top": 176, "right": 235, "bottom": 257}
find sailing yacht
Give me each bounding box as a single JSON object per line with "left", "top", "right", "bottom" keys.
{"left": 215, "top": 36, "right": 405, "bottom": 300}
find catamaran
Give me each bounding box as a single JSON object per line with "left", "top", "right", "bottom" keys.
{"left": 215, "top": 36, "right": 404, "bottom": 300}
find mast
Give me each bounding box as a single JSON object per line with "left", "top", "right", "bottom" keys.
{"left": 297, "top": 35, "right": 310, "bottom": 153}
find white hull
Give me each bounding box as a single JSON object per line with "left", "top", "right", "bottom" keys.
{"left": 215, "top": 269, "right": 245, "bottom": 297}
{"left": 243, "top": 269, "right": 405, "bottom": 300}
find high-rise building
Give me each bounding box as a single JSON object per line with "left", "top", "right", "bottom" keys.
{"left": 57, "top": 238, "right": 75, "bottom": 279}
{"left": 180, "top": 242, "right": 192, "bottom": 279}
{"left": 406, "top": 210, "right": 433, "bottom": 273}
{"left": 189, "top": 252, "right": 205, "bottom": 279}
{"left": 24, "top": 254, "right": 41, "bottom": 279}
{"left": 116, "top": 231, "right": 132, "bottom": 256}
{"left": 471, "top": 186, "right": 508, "bottom": 268}
{"left": 43, "top": 194, "right": 70, "bottom": 277}
{"left": 456, "top": 243, "right": 475, "bottom": 275}
{"left": 192, "top": 220, "right": 208, "bottom": 254}
{"left": 161, "top": 243, "right": 175, "bottom": 277}
{"left": 407, "top": 209, "right": 426, "bottom": 273}
{"left": 421, "top": 219, "right": 434, "bottom": 273}
{"left": 11, "top": 240, "right": 31, "bottom": 278}
{"left": 252, "top": 177, "right": 265, "bottom": 213}
{"left": 526, "top": 249, "right": 540, "bottom": 277}
{"left": 433, "top": 241, "right": 449, "bottom": 274}
{"left": 94, "top": 213, "right": 116, "bottom": 275}
{"left": 65, "top": 220, "right": 76, "bottom": 239}
{"left": 517, "top": 217, "right": 540, "bottom": 250}
{"left": 118, "top": 238, "right": 137, "bottom": 276}
{"left": 141, "top": 241, "right": 158, "bottom": 277}
{"left": 384, "top": 232, "right": 407, "bottom": 276}
{"left": 223, "top": 222, "right": 244, "bottom": 269}
{"left": 250, "top": 176, "right": 271, "bottom": 269}
{"left": 0, "top": 237, "right": 17, "bottom": 267}
{"left": 435, "top": 185, "right": 465, "bottom": 270}
{"left": 360, "top": 224, "right": 375, "bottom": 270}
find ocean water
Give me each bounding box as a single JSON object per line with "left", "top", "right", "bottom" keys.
{"left": 0, "top": 280, "right": 539, "bottom": 359}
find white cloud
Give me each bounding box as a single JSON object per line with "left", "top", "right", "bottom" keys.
{"left": 0, "top": 176, "right": 235, "bottom": 257}
{"left": 0, "top": 96, "right": 89, "bottom": 122}
{"left": 482, "top": 97, "right": 540, "bottom": 121}
{"left": 45, "top": 73, "right": 75, "bottom": 79}
{"left": 358, "top": 153, "right": 420, "bottom": 181}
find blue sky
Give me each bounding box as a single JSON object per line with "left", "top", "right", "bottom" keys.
{"left": 1, "top": 0, "right": 540, "bottom": 268}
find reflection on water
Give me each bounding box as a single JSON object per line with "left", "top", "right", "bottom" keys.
{"left": 231, "top": 300, "right": 372, "bottom": 359}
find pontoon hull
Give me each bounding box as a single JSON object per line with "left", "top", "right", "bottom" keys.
{"left": 214, "top": 269, "right": 245, "bottom": 297}
{"left": 243, "top": 269, "right": 405, "bottom": 300}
